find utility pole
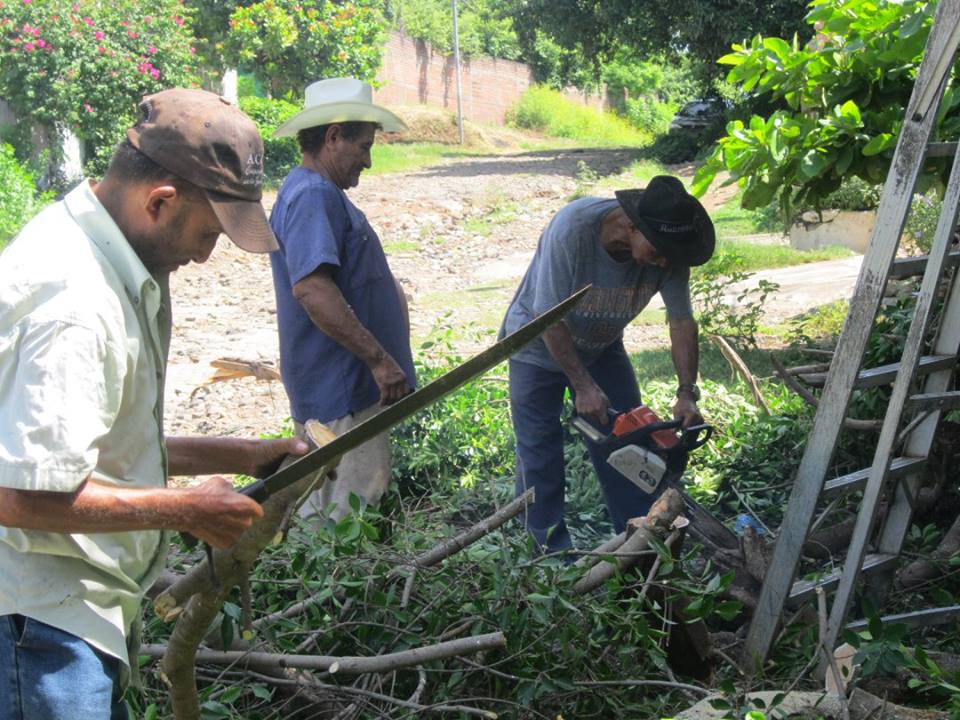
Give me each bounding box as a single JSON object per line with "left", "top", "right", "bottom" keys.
{"left": 451, "top": 0, "right": 464, "bottom": 144}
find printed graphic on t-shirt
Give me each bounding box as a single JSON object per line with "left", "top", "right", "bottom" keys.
{"left": 570, "top": 284, "right": 659, "bottom": 350}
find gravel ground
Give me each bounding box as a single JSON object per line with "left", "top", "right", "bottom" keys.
{"left": 164, "top": 148, "right": 857, "bottom": 447}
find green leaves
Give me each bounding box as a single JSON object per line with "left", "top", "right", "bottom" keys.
{"left": 0, "top": 0, "right": 198, "bottom": 176}
{"left": 697, "top": 0, "right": 956, "bottom": 221}
{"left": 222, "top": 0, "right": 386, "bottom": 99}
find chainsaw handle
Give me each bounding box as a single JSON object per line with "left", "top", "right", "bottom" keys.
{"left": 680, "top": 423, "right": 713, "bottom": 451}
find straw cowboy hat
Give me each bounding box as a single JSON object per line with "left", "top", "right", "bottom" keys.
{"left": 274, "top": 78, "right": 406, "bottom": 137}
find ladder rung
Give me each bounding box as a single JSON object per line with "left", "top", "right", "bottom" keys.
{"left": 908, "top": 391, "right": 960, "bottom": 411}
{"left": 789, "top": 553, "right": 898, "bottom": 603}
{"left": 847, "top": 605, "right": 960, "bottom": 631}
{"left": 925, "top": 141, "right": 958, "bottom": 158}
{"left": 798, "top": 354, "right": 958, "bottom": 388}
{"left": 890, "top": 250, "right": 960, "bottom": 279}
{"left": 822, "top": 456, "right": 926, "bottom": 498}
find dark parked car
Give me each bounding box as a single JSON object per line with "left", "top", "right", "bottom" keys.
{"left": 669, "top": 98, "right": 727, "bottom": 131}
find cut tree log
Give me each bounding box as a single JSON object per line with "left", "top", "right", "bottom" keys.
{"left": 572, "top": 489, "right": 684, "bottom": 595}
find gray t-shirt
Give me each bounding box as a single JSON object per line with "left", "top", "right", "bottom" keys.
{"left": 500, "top": 197, "right": 693, "bottom": 372}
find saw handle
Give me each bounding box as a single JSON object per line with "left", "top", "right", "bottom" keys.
{"left": 680, "top": 423, "right": 713, "bottom": 451}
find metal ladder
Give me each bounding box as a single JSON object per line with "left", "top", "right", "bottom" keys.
{"left": 743, "top": 0, "right": 960, "bottom": 667}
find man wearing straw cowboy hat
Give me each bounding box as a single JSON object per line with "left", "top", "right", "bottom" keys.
{"left": 269, "top": 78, "right": 416, "bottom": 524}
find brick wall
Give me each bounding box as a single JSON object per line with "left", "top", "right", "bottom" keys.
{"left": 373, "top": 31, "right": 606, "bottom": 125}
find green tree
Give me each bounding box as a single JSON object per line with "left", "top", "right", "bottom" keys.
{"left": 505, "top": 0, "right": 810, "bottom": 88}
{"left": 223, "top": 0, "right": 386, "bottom": 99}
{"left": 692, "top": 0, "right": 960, "bottom": 222}
{"left": 388, "top": 0, "right": 522, "bottom": 60}
{"left": 0, "top": 0, "right": 198, "bottom": 176}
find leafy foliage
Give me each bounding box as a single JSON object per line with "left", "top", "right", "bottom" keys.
{"left": 388, "top": 0, "right": 521, "bottom": 60}
{"left": 0, "top": 144, "right": 50, "bottom": 248}
{"left": 0, "top": 0, "right": 197, "bottom": 176}
{"left": 223, "top": 0, "right": 386, "bottom": 99}
{"left": 237, "top": 96, "right": 300, "bottom": 186}
{"left": 691, "top": 250, "right": 780, "bottom": 347}
{"left": 507, "top": 85, "right": 653, "bottom": 146}
{"left": 692, "top": 0, "right": 960, "bottom": 222}
{"left": 506, "top": 0, "right": 809, "bottom": 88}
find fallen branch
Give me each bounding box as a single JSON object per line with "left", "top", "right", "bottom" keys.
{"left": 771, "top": 356, "right": 881, "bottom": 431}
{"left": 393, "top": 488, "right": 535, "bottom": 575}
{"left": 898, "top": 511, "right": 960, "bottom": 589}
{"left": 573, "top": 489, "right": 684, "bottom": 595}
{"left": 141, "top": 631, "right": 506, "bottom": 676}
{"left": 573, "top": 678, "right": 710, "bottom": 696}
{"left": 709, "top": 335, "right": 769, "bottom": 413}
{"left": 156, "top": 421, "right": 339, "bottom": 720}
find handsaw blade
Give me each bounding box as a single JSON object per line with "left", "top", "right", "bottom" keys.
{"left": 241, "top": 284, "right": 591, "bottom": 502}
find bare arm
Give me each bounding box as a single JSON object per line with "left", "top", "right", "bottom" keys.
{"left": 0, "top": 477, "right": 263, "bottom": 549}
{"left": 293, "top": 267, "right": 410, "bottom": 405}
{"left": 542, "top": 322, "right": 610, "bottom": 426}
{"left": 166, "top": 436, "right": 308, "bottom": 478}
{"left": 668, "top": 315, "right": 703, "bottom": 427}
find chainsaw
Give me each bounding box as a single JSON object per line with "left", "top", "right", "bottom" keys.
{"left": 572, "top": 405, "right": 712, "bottom": 494}
{"left": 572, "top": 406, "right": 738, "bottom": 550}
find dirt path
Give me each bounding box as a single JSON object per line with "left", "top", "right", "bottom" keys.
{"left": 164, "top": 148, "right": 856, "bottom": 442}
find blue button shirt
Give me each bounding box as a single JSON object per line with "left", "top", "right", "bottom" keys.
{"left": 269, "top": 167, "right": 415, "bottom": 423}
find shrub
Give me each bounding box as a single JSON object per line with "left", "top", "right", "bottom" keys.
{"left": 0, "top": 144, "right": 48, "bottom": 248}
{"left": 507, "top": 85, "right": 652, "bottom": 146}
{"left": 237, "top": 96, "right": 301, "bottom": 186}
{"left": 624, "top": 96, "right": 675, "bottom": 135}
{"left": 0, "top": 0, "right": 198, "bottom": 178}
{"left": 223, "top": 0, "right": 386, "bottom": 100}
{"left": 820, "top": 176, "right": 882, "bottom": 212}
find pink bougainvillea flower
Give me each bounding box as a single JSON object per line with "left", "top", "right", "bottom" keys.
{"left": 127, "top": 30, "right": 137, "bottom": 38}
{"left": 120, "top": 20, "right": 129, "bottom": 26}
{"left": 148, "top": 45, "right": 156, "bottom": 54}
{"left": 173, "top": 15, "right": 184, "bottom": 26}
{"left": 83, "top": 103, "right": 93, "bottom": 113}
{"left": 189, "top": 46, "right": 196, "bottom": 54}
{"left": 82, "top": 16, "right": 93, "bottom": 26}
{"left": 23, "top": 0, "right": 32, "bottom": 5}
{"left": 150, "top": 68, "right": 160, "bottom": 80}
{"left": 36, "top": 38, "right": 45, "bottom": 47}
{"left": 97, "top": 45, "right": 105, "bottom": 54}
{"left": 71, "top": 3, "right": 78, "bottom": 9}
{"left": 24, "top": 41, "right": 34, "bottom": 50}
{"left": 144, "top": 15, "right": 151, "bottom": 23}
{"left": 94, "top": 30, "right": 104, "bottom": 40}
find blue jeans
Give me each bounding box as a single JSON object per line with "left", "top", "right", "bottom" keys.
{"left": 0, "top": 615, "right": 129, "bottom": 720}
{"left": 509, "top": 341, "right": 653, "bottom": 554}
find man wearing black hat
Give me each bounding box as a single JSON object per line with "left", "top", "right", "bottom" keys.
{"left": 500, "top": 175, "right": 715, "bottom": 554}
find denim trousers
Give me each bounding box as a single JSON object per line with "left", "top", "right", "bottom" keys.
{"left": 509, "top": 341, "right": 654, "bottom": 554}
{"left": 0, "top": 615, "right": 128, "bottom": 720}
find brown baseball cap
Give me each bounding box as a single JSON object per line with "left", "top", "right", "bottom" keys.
{"left": 127, "top": 88, "right": 278, "bottom": 253}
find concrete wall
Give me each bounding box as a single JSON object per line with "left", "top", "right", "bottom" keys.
{"left": 373, "top": 30, "right": 606, "bottom": 124}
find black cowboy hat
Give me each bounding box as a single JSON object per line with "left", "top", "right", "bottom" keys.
{"left": 615, "top": 176, "right": 715, "bottom": 266}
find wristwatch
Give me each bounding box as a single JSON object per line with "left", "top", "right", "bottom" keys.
{"left": 676, "top": 382, "right": 701, "bottom": 402}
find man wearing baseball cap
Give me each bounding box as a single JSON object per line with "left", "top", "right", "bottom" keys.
{"left": 499, "top": 175, "right": 715, "bottom": 555}
{"left": 0, "top": 89, "right": 306, "bottom": 719}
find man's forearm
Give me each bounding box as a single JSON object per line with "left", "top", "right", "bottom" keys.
{"left": 542, "top": 323, "right": 595, "bottom": 391}
{"left": 669, "top": 316, "right": 700, "bottom": 386}
{"left": 166, "top": 436, "right": 259, "bottom": 477}
{"left": 294, "top": 272, "right": 389, "bottom": 366}
{"left": 0, "top": 479, "right": 201, "bottom": 534}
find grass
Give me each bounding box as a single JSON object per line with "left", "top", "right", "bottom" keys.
{"left": 463, "top": 200, "right": 518, "bottom": 236}
{"left": 508, "top": 85, "right": 653, "bottom": 147}
{"left": 710, "top": 238, "right": 853, "bottom": 271}
{"left": 382, "top": 240, "right": 420, "bottom": 254}
{"left": 369, "top": 142, "right": 490, "bottom": 175}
